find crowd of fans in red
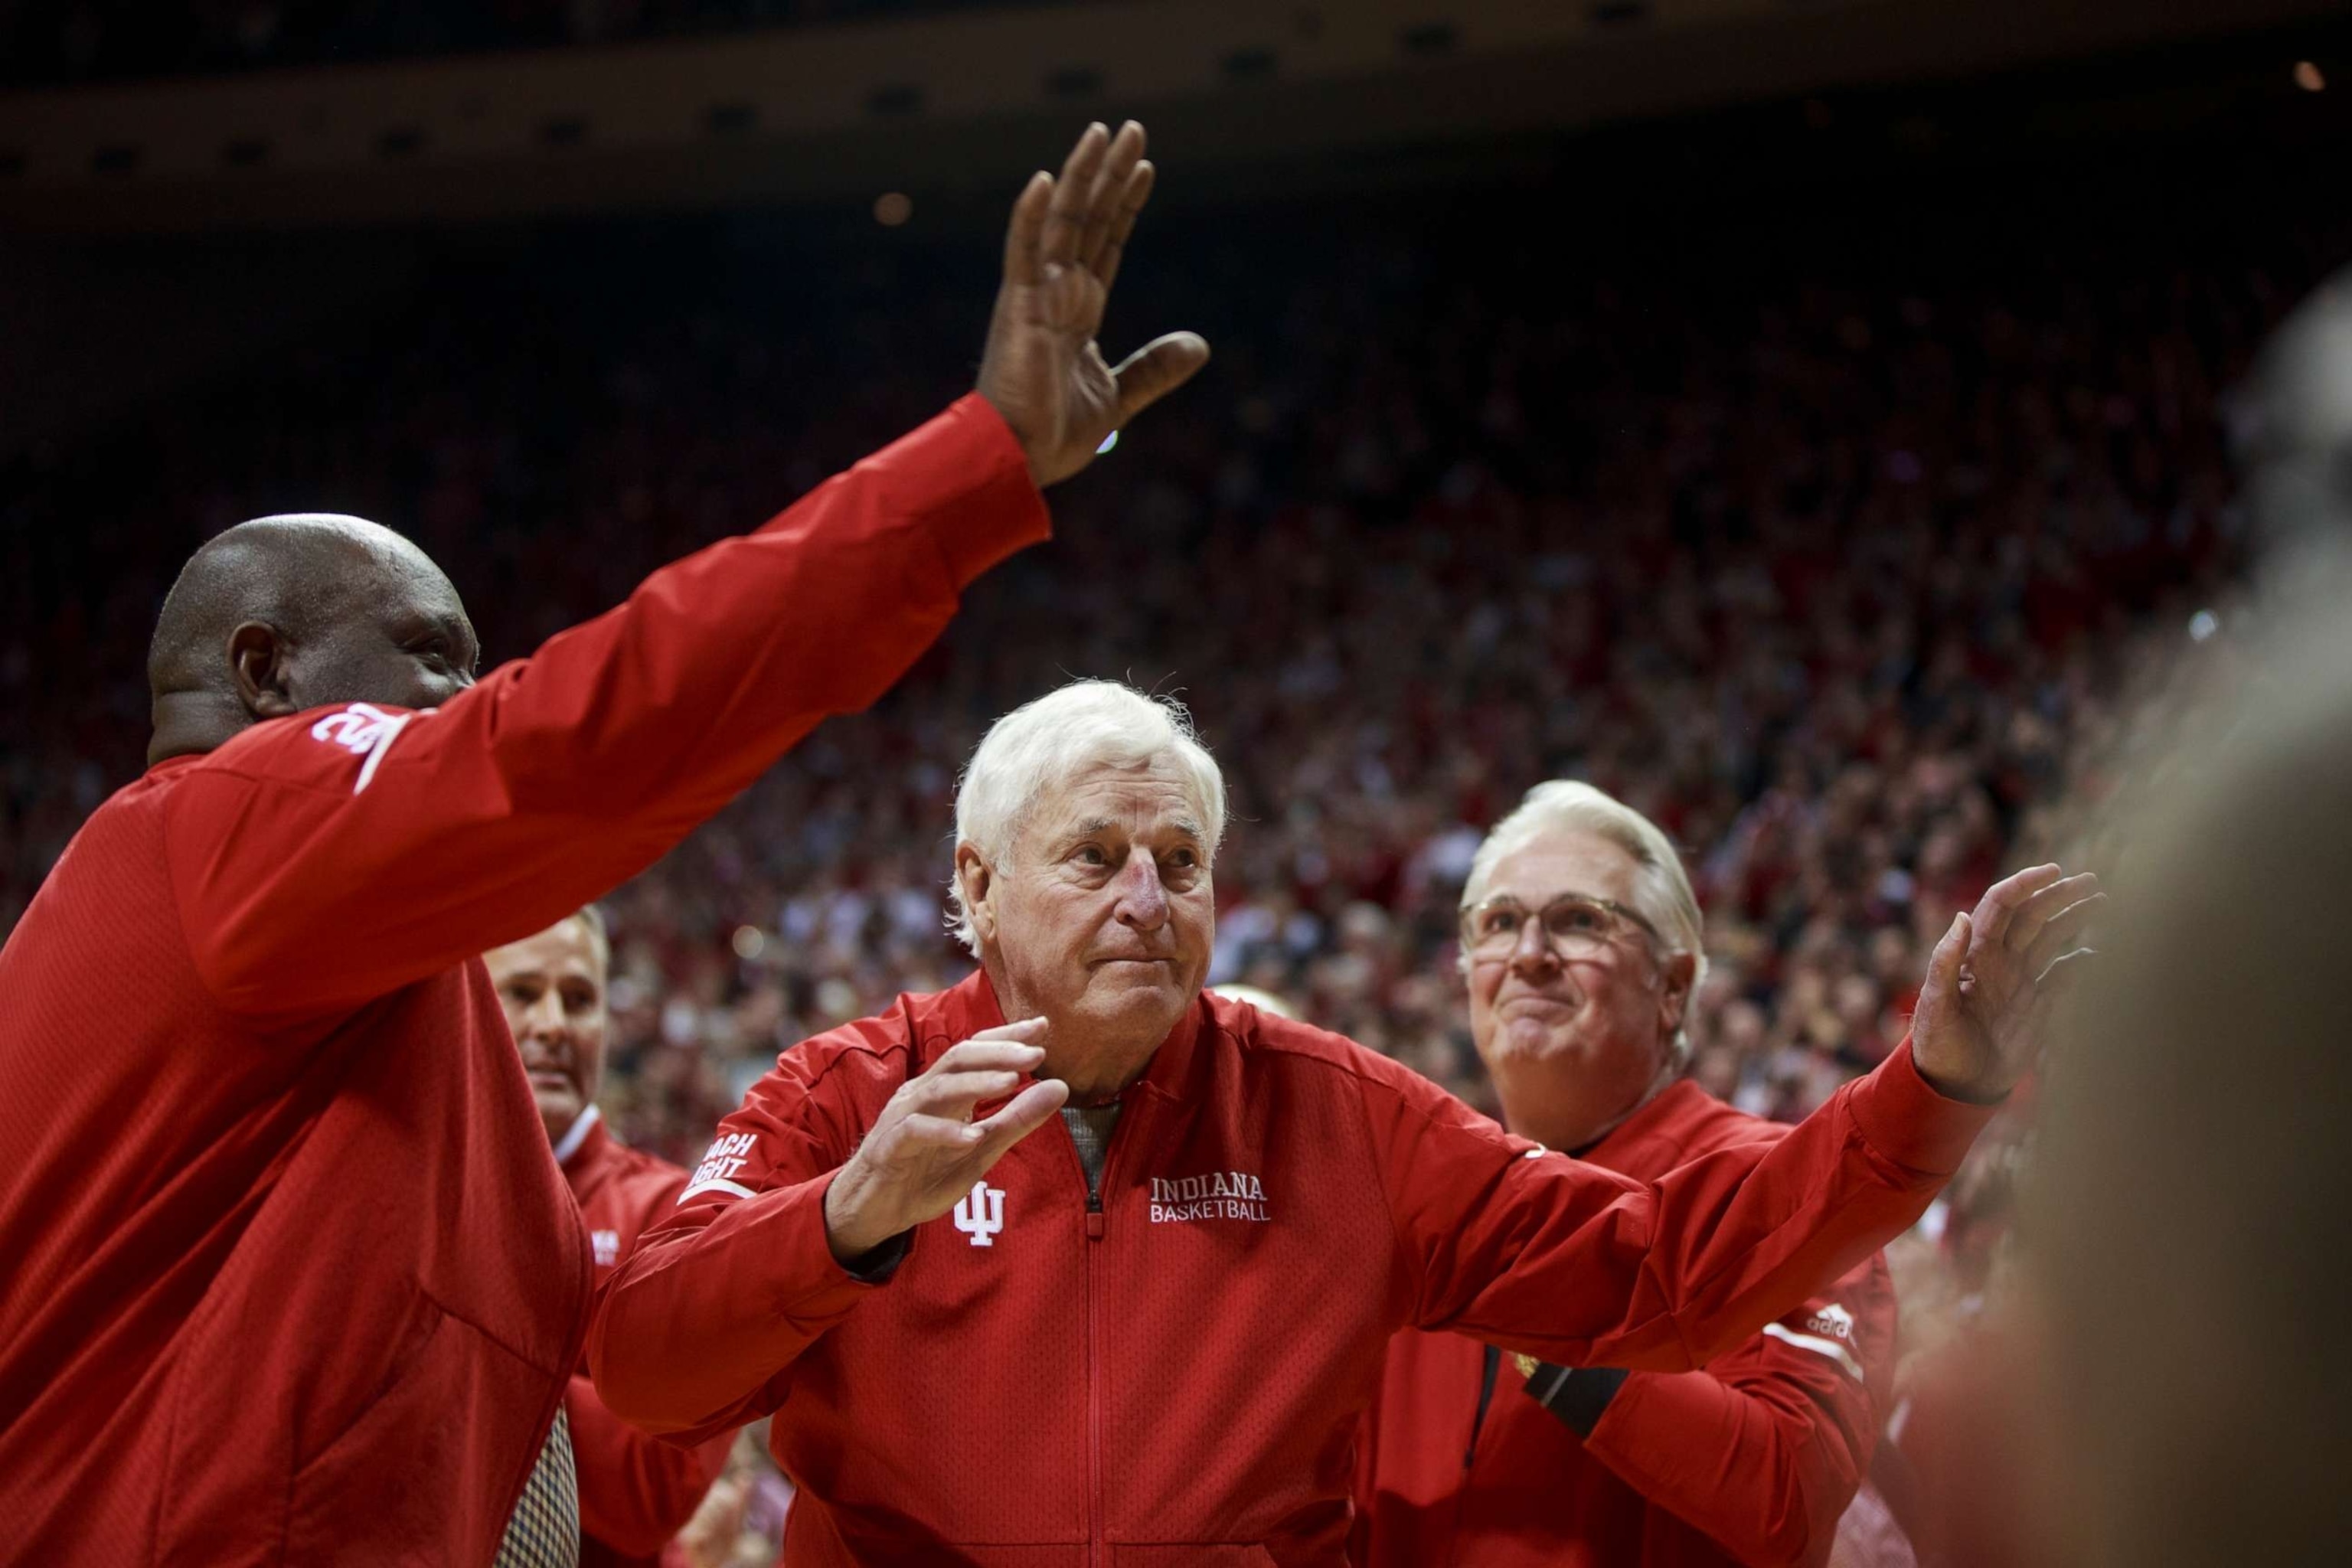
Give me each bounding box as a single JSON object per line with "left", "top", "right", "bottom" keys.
{"left": 0, "top": 207, "right": 2278, "bottom": 1185}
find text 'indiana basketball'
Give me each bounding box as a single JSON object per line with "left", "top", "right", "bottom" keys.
{"left": 1148, "top": 1170, "right": 1270, "bottom": 1223}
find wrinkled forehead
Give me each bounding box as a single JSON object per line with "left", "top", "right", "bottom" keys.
{"left": 1023, "top": 757, "right": 1209, "bottom": 848}
{"left": 1477, "top": 830, "right": 1644, "bottom": 907}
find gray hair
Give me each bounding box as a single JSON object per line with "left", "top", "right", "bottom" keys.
{"left": 1460, "top": 780, "right": 1708, "bottom": 1060}
{"left": 568, "top": 903, "right": 611, "bottom": 975}
{"left": 948, "top": 680, "right": 1226, "bottom": 953}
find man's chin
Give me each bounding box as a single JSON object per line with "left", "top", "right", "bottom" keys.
{"left": 1079, "top": 973, "right": 1194, "bottom": 1031}
{"left": 534, "top": 1088, "right": 583, "bottom": 1138}
{"left": 1484, "top": 1020, "right": 1586, "bottom": 1065}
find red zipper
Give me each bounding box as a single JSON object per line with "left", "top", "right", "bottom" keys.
{"left": 1086, "top": 1205, "right": 1105, "bottom": 1568}
{"left": 1068, "top": 1102, "right": 1131, "bottom": 1568}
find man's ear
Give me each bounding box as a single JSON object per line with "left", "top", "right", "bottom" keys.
{"left": 955, "top": 843, "right": 998, "bottom": 946}
{"left": 227, "top": 622, "right": 301, "bottom": 720}
{"left": 1658, "top": 950, "right": 1697, "bottom": 1037}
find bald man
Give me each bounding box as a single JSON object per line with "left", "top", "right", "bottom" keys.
{"left": 0, "top": 120, "right": 1204, "bottom": 1566}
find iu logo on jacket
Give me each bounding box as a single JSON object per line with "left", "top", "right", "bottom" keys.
{"left": 953, "top": 1181, "right": 1005, "bottom": 1246}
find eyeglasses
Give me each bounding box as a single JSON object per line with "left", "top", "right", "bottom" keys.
{"left": 1459, "top": 892, "right": 1662, "bottom": 962}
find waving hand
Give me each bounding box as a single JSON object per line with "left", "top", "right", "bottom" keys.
{"left": 978, "top": 121, "right": 1210, "bottom": 486}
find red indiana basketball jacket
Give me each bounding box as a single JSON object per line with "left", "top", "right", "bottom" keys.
{"left": 0, "top": 396, "right": 1047, "bottom": 1565}
{"left": 589, "top": 975, "right": 1990, "bottom": 1566}
{"left": 560, "top": 1108, "right": 739, "bottom": 1566}
{"left": 1354, "top": 1080, "right": 1900, "bottom": 1568}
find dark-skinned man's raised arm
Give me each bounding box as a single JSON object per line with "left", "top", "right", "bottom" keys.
{"left": 158, "top": 119, "right": 1204, "bottom": 1021}
{"left": 0, "top": 122, "right": 1201, "bottom": 1568}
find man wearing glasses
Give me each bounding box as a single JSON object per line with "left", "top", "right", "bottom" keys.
{"left": 1354, "top": 781, "right": 2092, "bottom": 1567}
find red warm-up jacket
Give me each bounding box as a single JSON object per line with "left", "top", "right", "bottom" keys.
{"left": 0, "top": 396, "right": 1047, "bottom": 1565}
{"left": 589, "top": 975, "right": 1990, "bottom": 1566}
{"left": 1354, "top": 1080, "right": 1898, "bottom": 1568}
{"left": 560, "top": 1108, "right": 738, "bottom": 1567}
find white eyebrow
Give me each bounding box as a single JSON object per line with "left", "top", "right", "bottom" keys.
{"left": 1066, "top": 815, "right": 1204, "bottom": 839}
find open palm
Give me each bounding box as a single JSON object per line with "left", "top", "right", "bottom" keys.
{"left": 977, "top": 121, "right": 1209, "bottom": 486}
{"left": 1913, "top": 862, "right": 2103, "bottom": 1100}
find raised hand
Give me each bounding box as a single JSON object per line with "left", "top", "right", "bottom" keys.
{"left": 1912, "top": 863, "right": 2104, "bottom": 1102}
{"left": 977, "top": 120, "right": 1210, "bottom": 486}
{"left": 822, "top": 1018, "right": 1070, "bottom": 1262}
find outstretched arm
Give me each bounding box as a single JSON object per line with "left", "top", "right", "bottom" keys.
{"left": 164, "top": 122, "right": 1205, "bottom": 1025}
{"left": 1376, "top": 865, "right": 2092, "bottom": 1370}
{"left": 587, "top": 1024, "right": 1066, "bottom": 1440}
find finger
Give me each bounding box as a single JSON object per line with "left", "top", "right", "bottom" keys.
{"left": 916, "top": 1049, "right": 1045, "bottom": 1099}
{"left": 904, "top": 1068, "right": 1029, "bottom": 1116}
{"left": 1001, "top": 168, "right": 1054, "bottom": 288}
{"left": 2005, "top": 872, "right": 2102, "bottom": 947}
{"left": 2034, "top": 944, "right": 2098, "bottom": 989}
{"left": 930, "top": 1035, "right": 1048, "bottom": 1076}
{"left": 1923, "top": 910, "right": 1970, "bottom": 1001}
{"left": 968, "top": 1016, "right": 1050, "bottom": 1045}
{"left": 1110, "top": 330, "right": 1212, "bottom": 426}
{"left": 893, "top": 1111, "right": 993, "bottom": 1150}
{"left": 1042, "top": 122, "right": 1110, "bottom": 269}
{"left": 972, "top": 1077, "right": 1072, "bottom": 1161}
{"left": 2023, "top": 891, "right": 2107, "bottom": 977}
{"left": 1093, "top": 158, "right": 1155, "bottom": 296}
{"left": 1971, "top": 863, "right": 2065, "bottom": 943}
{"left": 1076, "top": 120, "right": 1146, "bottom": 277}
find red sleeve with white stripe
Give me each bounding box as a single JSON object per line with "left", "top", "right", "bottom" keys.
{"left": 1578, "top": 1253, "right": 1898, "bottom": 1568}
{"left": 161, "top": 397, "right": 1047, "bottom": 1024}
{"left": 586, "top": 1031, "right": 898, "bottom": 1443}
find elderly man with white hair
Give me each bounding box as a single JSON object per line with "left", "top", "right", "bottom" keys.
{"left": 593, "top": 680, "right": 2091, "bottom": 1566}
{"left": 1353, "top": 781, "right": 2004, "bottom": 1568}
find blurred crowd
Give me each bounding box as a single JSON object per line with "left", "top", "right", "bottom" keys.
{"left": 3, "top": 201, "right": 2301, "bottom": 1187}
{"left": 0, "top": 0, "right": 1011, "bottom": 83}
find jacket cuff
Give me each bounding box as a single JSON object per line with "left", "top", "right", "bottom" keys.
{"left": 1527, "top": 1362, "right": 1630, "bottom": 1439}
{"left": 866, "top": 393, "right": 1053, "bottom": 590}
{"left": 1844, "top": 1038, "right": 2000, "bottom": 1177}
{"left": 763, "top": 1171, "right": 900, "bottom": 1319}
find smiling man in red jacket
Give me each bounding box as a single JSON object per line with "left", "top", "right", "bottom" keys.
{"left": 0, "top": 121, "right": 1204, "bottom": 1566}
{"left": 590, "top": 681, "right": 2097, "bottom": 1566}
{"left": 1353, "top": 781, "right": 1965, "bottom": 1568}
{"left": 485, "top": 907, "right": 740, "bottom": 1568}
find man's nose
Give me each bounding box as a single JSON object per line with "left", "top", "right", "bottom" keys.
{"left": 1112, "top": 854, "right": 1169, "bottom": 929}
{"left": 1507, "top": 916, "right": 1559, "bottom": 976}
{"left": 520, "top": 990, "right": 570, "bottom": 1043}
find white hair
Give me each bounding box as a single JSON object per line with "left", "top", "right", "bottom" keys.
{"left": 948, "top": 680, "right": 1226, "bottom": 953}
{"left": 1460, "top": 780, "right": 1708, "bottom": 1060}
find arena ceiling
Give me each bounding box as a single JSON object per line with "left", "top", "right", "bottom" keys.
{"left": 0, "top": 0, "right": 2343, "bottom": 233}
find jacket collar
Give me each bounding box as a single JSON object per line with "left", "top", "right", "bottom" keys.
{"left": 1583, "top": 1078, "right": 1713, "bottom": 1174}
{"left": 551, "top": 1104, "right": 606, "bottom": 1171}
